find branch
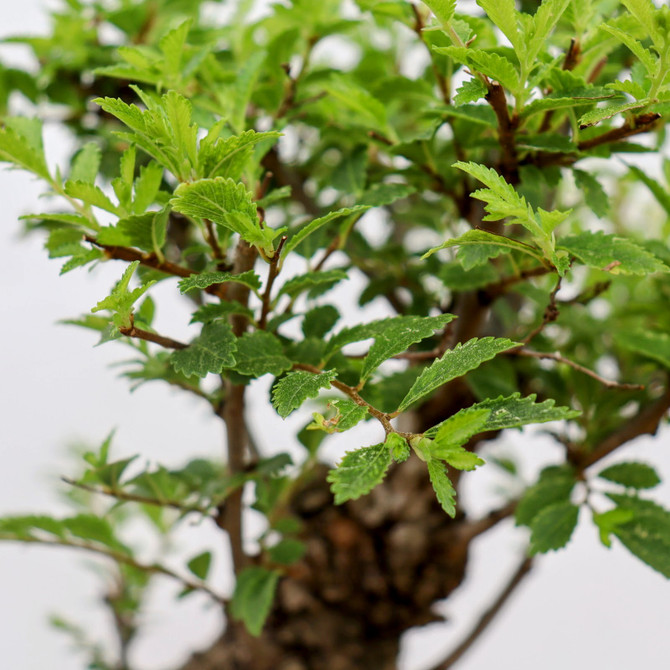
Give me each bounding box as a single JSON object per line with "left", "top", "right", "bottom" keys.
{"left": 429, "top": 556, "right": 534, "bottom": 670}
{"left": 485, "top": 83, "right": 518, "bottom": 182}
{"left": 119, "top": 323, "right": 188, "bottom": 350}
{"left": 456, "top": 500, "right": 518, "bottom": 544}
{"left": 521, "top": 275, "right": 563, "bottom": 345}
{"left": 575, "top": 382, "right": 670, "bottom": 470}
{"left": 2, "top": 536, "right": 227, "bottom": 606}
{"left": 513, "top": 349, "right": 645, "bottom": 391}
{"left": 61, "top": 477, "right": 211, "bottom": 516}
{"left": 578, "top": 113, "right": 662, "bottom": 150}
{"left": 259, "top": 235, "right": 287, "bottom": 329}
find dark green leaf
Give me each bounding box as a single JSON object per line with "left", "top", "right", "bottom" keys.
{"left": 232, "top": 331, "right": 292, "bottom": 377}
{"left": 186, "top": 551, "right": 212, "bottom": 580}
{"left": 327, "top": 443, "right": 391, "bottom": 503}
{"left": 230, "top": 567, "right": 280, "bottom": 637}
{"left": 598, "top": 462, "right": 661, "bottom": 490}
{"left": 170, "top": 322, "right": 237, "bottom": 378}
{"left": 529, "top": 502, "right": 580, "bottom": 554}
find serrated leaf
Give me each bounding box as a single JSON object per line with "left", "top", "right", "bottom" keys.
{"left": 599, "top": 24, "right": 657, "bottom": 76}
{"left": 522, "top": 0, "right": 572, "bottom": 66}
{"left": 302, "top": 305, "right": 340, "bottom": 339}
{"left": 231, "top": 567, "right": 279, "bottom": 637}
{"left": 467, "top": 50, "right": 521, "bottom": 94}
{"left": 422, "top": 0, "right": 457, "bottom": 26}
{"left": 560, "top": 231, "right": 669, "bottom": 275}
{"left": 598, "top": 462, "right": 661, "bottom": 490}
{"left": 454, "top": 78, "right": 488, "bottom": 105}
{"left": 578, "top": 100, "right": 650, "bottom": 128}
{"left": 358, "top": 182, "right": 416, "bottom": 206}
{"left": 593, "top": 508, "right": 635, "bottom": 548}
{"left": 284, "top": 206, "right": 369, "bottom": 256}
{"left": 64, "top": 180, "right": 119, "bottom": 214}
{"left": 327, "top": 398, "right": 369, "bottom": 432}
{"left": 70, "top": 143, "right": 101, "bottom": 184}
{"left": 398, "top": 337, "right": 520, "bottom": 412}
{"left": 0, "top": 117, "right": 50, "bottom": 180}
{"left": 132, "top": 162, "right": 164, "bottom": 213}
{"left": 233, "top": 331, "right": 291, "bottom": 377}
{"left": 614, "top": 330, "right": 670, "bottom": 369}
{"left": 327, "top": 443, "right": 391, "bottom": 504}
{"left": 100, "top": 210, "right": 169, "bottom": 253}
{"left": 170, "top": 322, "right": 237, "bottom": 378}
{"left": 427, "top": 459, "right": 457, "bottom": 517}
{"left": 279, "top": 269, "right": 348, "bottom": 298}
{"left": 171, "top": 177, "right": 277, "bottom": 252}
{"left": 529, "top": 502, "right": 580, "bottom": 554}
{"left": 159, "top": 19, "right": 191, "bottom": 78}
{"left": 476, "top": 0, "right": 521, "bottom": 51}
{"left": 186, "top": 551, "right": 212, "bottom": 580}
{"left": 178, "top": 270, "right": 262, "bottom": 294}
{"left": 519, "top": 88, "right": 617, "bottom": 119}
{"left": 190, "top": 301, "right": 254, "bottom": 324}
{"left": 621, "top": 0, "right": 662, "bottom": 47}
{"left": 516, "top": 466, "right": 575, "bottom": 526}
{"left": 431, "top": 408, "right": 489, "bottom": 469}
{"left": 360, "top": 314, "right": 455, "bottom": 382}
{"left": 272, "top": 370, "right": 337, "bottom": 418}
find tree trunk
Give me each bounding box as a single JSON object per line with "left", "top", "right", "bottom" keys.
{"left": 182, "top": 456, "right": 476, "bottom": 670}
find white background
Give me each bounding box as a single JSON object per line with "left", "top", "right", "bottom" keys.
{"left": 1, "top": 2, "right": 669, "bottom": 669}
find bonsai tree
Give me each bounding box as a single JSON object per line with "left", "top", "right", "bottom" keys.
{"left": 1, "top": 0, "right": 669, "bottom": 668}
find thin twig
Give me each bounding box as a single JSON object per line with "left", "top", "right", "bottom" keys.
{"left": 203, "top": 219, "right": 224, "bottom": 260}
{"left": 521, "top": 275, "right": 563, "bottom": 345}
{"left": 259, "top": 235, "right": 287, "bottom": 329}
{"left": 429, "top": 556, "right": 533, "bottom": 670}
{"left": 3, "top": 536, "right": 227, "bottom": 605}
{"left": 485, "top": 83, "right": 519, "bottom": 182}
{"left": 61, "top": 477, "right": 211, "bottom": 516}
{"left": 513, "top": 349, "right": 645, "bottom": 390}
{"left": 119, "top": 323, "right": 188, "bottom": 350}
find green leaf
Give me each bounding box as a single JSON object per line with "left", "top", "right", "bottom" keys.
{"left": 231, "top": 567, "right": 279, "bottom": 637}
{"left": 578, "top": 100, "right": 650, "bottom": 128}
{"left": 386, "top": 432, "right": 410, "bottom": 463}
{"left": 99, "top": 210, "right": 169, "bottom": 254}
{"left": 170, "top": 322, "right": 237, "bottom": 378}
{"left": 427, "top": 459, "right": 457, "bottom": 517}
{"left": 358, "top": 183, "right": 416, "bottom": 207}
{"left": 272, "top": 369, "right": 337, "bottom": 418}
{"left": 519, "top": 88, "right": 617, "bottom": 119}
{"left": 466, "top": 50, "right": 521, "bottom": 94}
{"left": 426, "top": 229, "right": 519, "bottom": 268}
{"left": 186, "top": 551, "right": 212, "bottom": 580}
{"left": 267, "top": 539, "right": 306, "bottom": 565}
{"left": 398, "top": 337, "right": 520, "bottom": 412}
{"left": 614, "top": 330, "right": 670, "bottom": 369}
{"left": 620, "top": 0, "right": 662, "bottom": 47}
{"left": 454, "top": 78, "right": 488, "bottom": 105}
{"left": 422, "top": 0, "right": 457, "bottom": 26}
{"left": 560, "top": 231, "right": 669, "bottom": 275}
{"left": 190, "top": 301, "right": 254, "bottom": 324}
{"left": 233, "top": 332, "right": 292, "bottom": 377}
{"left": 522, "top": 0, "right": 572, "bottom": 67}
{"left": 0, "top": 117, "right": 50, "bottom": 180}
{"left": 171, "top": 177, "right": 278, "bottom": 253}
{"left": 283, "top": 206, "right": 370, "bottom": 256}
{"left": 302, "top": 305, "right": 340, "bottom": 339}
{"left": 324, "top": 398, "right": 369, "bottom": 432}
{"left": 178, "top": 270, "right": 262, "bottom": 294}
{"left": 64, "top": 180, "right": 119, "bottom": 214}
{"left": 360, "top": 314, "right": 455, "bottom": 382}
{"left": 327, "top": 443, "right": 391, "bottom": 504}
{"left": 573, "top": 169, "right": 609, "bottom": 218}
{"left": 476, "top": 0, "right": 521, "bottom": 52}
{"left": 516, "top": 466, "right": 575, "bottom": 526}
{"left": 598, "top": 462, "right": 661, "bottom": 490}
{"left": 70, "top": 143, "right": 101, "bottom": 184}
{"left": 593, "top": 508, "right": 635, "bottom": 548}
{"left": 529, "top": 502, "right": 580, "bottom": 554}
{"left": 599, "top": 24, "right": 657, "bottom": 76}
{"left": 431, "top": 408, "right": 489, "bottom": 469}
{"left": 91, "top": 261, "right": 156, "bottom": 331}
{"left": 279, "top": 269, "right": 349, "bottom": 298}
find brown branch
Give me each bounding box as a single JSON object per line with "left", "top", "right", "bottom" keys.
{"left": 276, "top": 35, "right": 319, "bottom": 120}
{"left": 513, "top": 349, "right": 645, "bottom": 391}
{"left": 86, "top": 236, "right": 229, "bottom": 300}
{"left": 575, "top": 382, "right": 670, "bottom": 470}
{"left": 457, "top": 500, "right": 518, "bottom": 544}
{"left": 61, "top": 477, "right": 211, "bottom": 516}
{"left": 119, "top": 323, "right": 188, "bottom": 350}
{"left": 485, "top": 83, "right": 518, "bottom": 181}
{"left": 429, "top": 556, "right": 534, "bottom": 670}
{"left": 521, "top": 275, "right": 563, "bottom": 345}
{"left": 259, "top": 235, "right": 287, "bottom": 329}
{"left": 411, "top": 3, "right": 450, "bottom": 104}
{"left": 578, "top": 113, "right": 662, "bottom": 149}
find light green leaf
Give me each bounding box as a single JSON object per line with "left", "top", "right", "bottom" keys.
{"left": 573, "top": 169, "right": 609, "bottom": 218}
{"left": 327, "top": 398, "right": 369, "bottom": 432}
{"left": 454, "top": 78, "right": 488, "bottom": 105}
{"left": 422, "top": 0, "right": 457, "bottom": 26}
{"left": 108, "top": 210, "right": 168, "bottom": 253}
{"left": 283, "top": 206, "right": 370, "bottom": 256}
{"left": 178, "top": 270, "right": 262, "bottom": 294}
{"left": 620, "top": 0, "right": 662, "bottom": 47}
{"left": 132, "top": 162, "right": 164, "bottom": 213}
{"left": 170, "top": 322, "right": 237, "bottom": 378}
{"left": 159, "top": 19, "right": 191, "bottom": 79}
{"left": 327, "top": 443, "right": 391, "bottom": 504}
{"left": 186, "top": 551, "right": 212, "bottom": 580}
{"left": 519, "top": 88, "right": 617, "bottom": 119}
{"left": 190, "top": 301, "right": 255, "bottom": 324}
{"left": 560, "top": 231, "right": 669, "bottom": 275}
{"left": 232, "top": 332, "right": 292, "bottom": 377}
{"left": 398, "top": 338, "right": 520, "bottom": 412}
{"left": 423, "top": 228, "right": 538, "bottom": 262}
{"left": 64, "top": 180, "right": 119, "bottom": 214}
{"left": 0, "top": 117, "right": 50, "bottom": 180}
{"left": 614, "top": 330, "right": 670, "bottom": 369}
{"left": 231, "top": 567, "right": 279, "bottom": 637}
{"left": 593, "top": 508, "right": 635, "bottom": 548}
{"left": 529, "top": 502, "right": 580, "bottom": 554}
{"left": 599, "top": 24, "right": 657, "bottom": 76}
{"left": 267, "top": 539, "right": 306, "bottom": 565}
{"left": 598, "top": 462, "right": 661, "bottom": 490}
{"left": 386, "top": 432, "right": 410, "bottom": 463}
{"left": 523, "top": 0, "right": 572, "bottom": 67}
{"left": 171, "top": 177, "right": 278, "bottom": 253}
{"left": 578, "top": 100, "right": 650, "bottom": 128}
{"left": 466, "top": 50, "right": 521, "bottom": 94}
{"left": 431, "top": 408, "right": 490, "bottom": 469}
{"left": 476, "top": 0, "right": 521, "bottom": 51}
{"left": 70, "top": 143, "right": 101, "bottom": 184}
{"left": 272, "top": 369, "right": 337, "bottom": 418}
{"left": 230, "top": 51, "right": 265, "bottom": 134}
{"left": 427, "top": 459, "right": 457, "bottom": 517}
{"left": 358, "top": 183, "right": 416, "bottom": 207}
